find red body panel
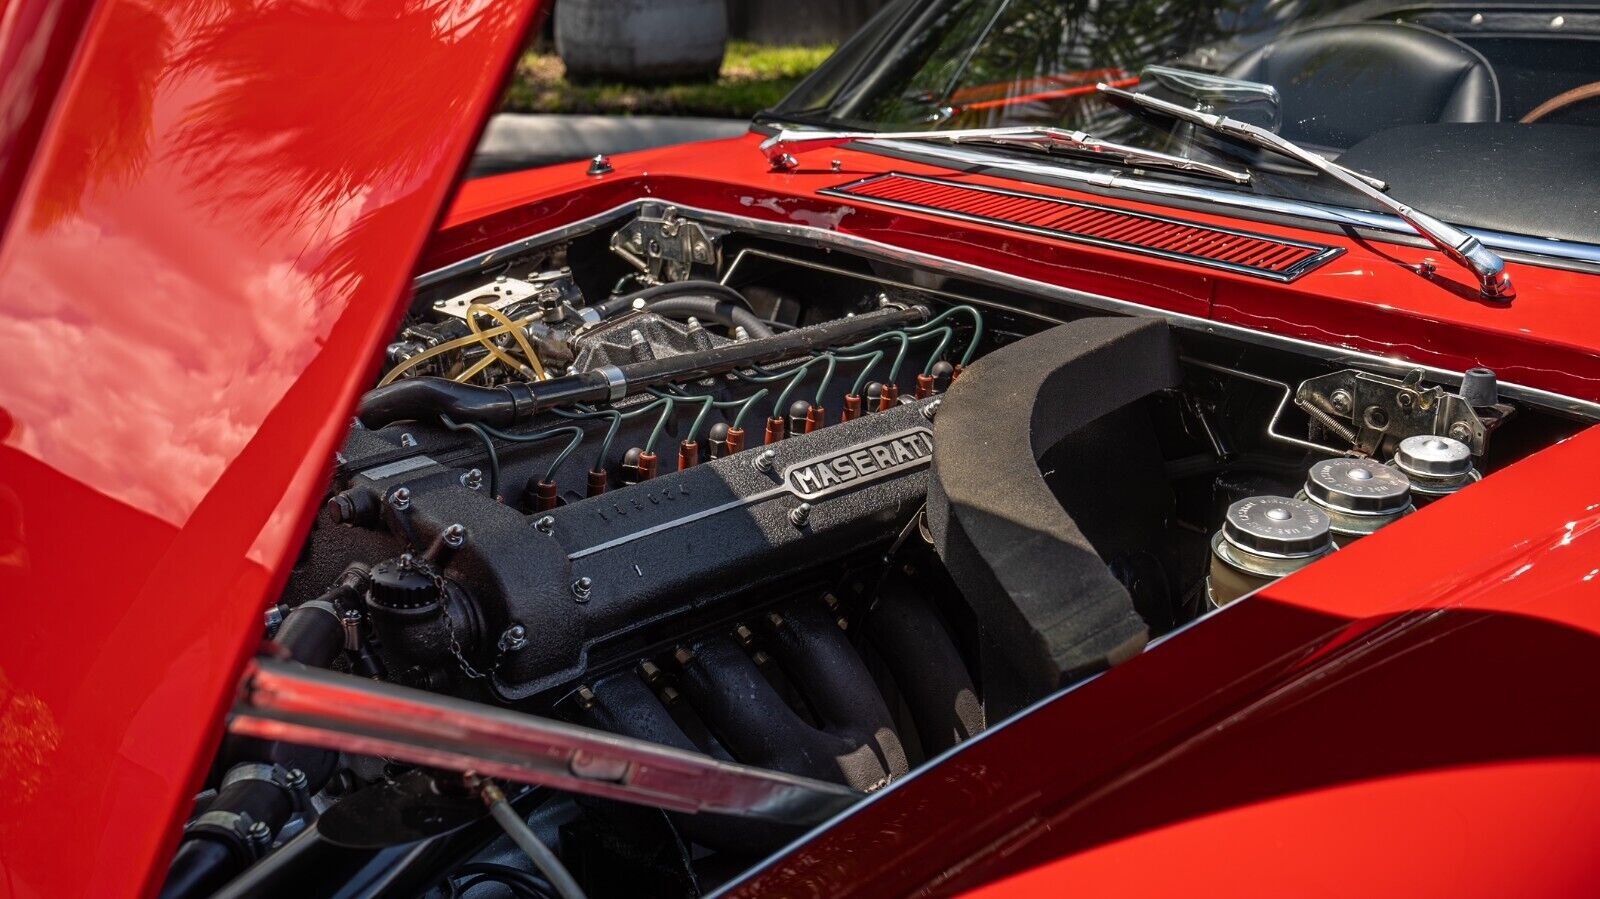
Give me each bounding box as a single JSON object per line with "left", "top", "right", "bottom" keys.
{"left": 723, "top": 423, "right": 1600, "bottom": 897}
{"left": 0, "top": 1, "right": 544, "bottom": 896}
{"left": 2, "top": 6, "right": 1599, "bottom": 897}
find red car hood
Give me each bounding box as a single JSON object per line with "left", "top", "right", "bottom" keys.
{"left": 0, "top": 0, "right": 546, "bottom": 895}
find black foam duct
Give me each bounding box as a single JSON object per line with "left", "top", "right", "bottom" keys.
{"left": 925, "top": 317, "right": 1182, "bottom": 717}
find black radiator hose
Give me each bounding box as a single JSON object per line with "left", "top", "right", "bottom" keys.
{"left": 162, "top": 568, "right": 367, "bottom": 899}
{"left": 590, "top": 279, "right": 765, "bottom": 329}
{"left": 643, "top": 295, "right": 774, "bottom": 338}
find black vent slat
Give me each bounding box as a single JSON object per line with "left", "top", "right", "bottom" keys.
{"left": 825, "top": 173, "right": 1339, "bottom": 282}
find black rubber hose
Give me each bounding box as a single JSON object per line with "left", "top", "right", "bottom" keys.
{"left": 591, "top": 280, "right": 752, "bottom": 319}
{"left": 864, "top": 584, "right": 984, "bottom": 757}
{"left": 165, "top": 570, "right": 367, "bottom": 899}
{"left": 356, "top": 378, "right": 541, "bottom": 430}
{"left": 644, "top": 295, "right": 774, "bottom": 338}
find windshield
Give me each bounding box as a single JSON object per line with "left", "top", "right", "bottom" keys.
{"left": 770, "top": 0, "right": 1600, "bottom": 244}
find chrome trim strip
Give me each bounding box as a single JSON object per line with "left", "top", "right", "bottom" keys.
{"left": 567, "top": 485, "right": 788, "bottom": 560}
{"left": 822, "top": 172, "right": 1344, "bottom": 282}
{"left": 852, "top": 140, "right": 1600, "bottom": 267}
{"left": 414, "top": 199, "right": 1600, "bottom": 420}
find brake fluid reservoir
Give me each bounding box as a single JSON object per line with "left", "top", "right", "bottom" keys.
{"left": 1207, "top": 496, "right": 1333, "bottom": 609}
{"left": 1389, "top": 435, "right": 1479, "bottom": 505}
{"left": 1295, "top": 458, "right": 1413, "bottom": 546}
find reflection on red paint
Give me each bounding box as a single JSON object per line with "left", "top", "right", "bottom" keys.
{"left": 0, "top": 0, "right": 545, "bottom": 896}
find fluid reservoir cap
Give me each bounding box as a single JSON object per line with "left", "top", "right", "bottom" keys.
{"left": 1222, "top": 496, "right": 1332, "bottom": 559}
{"left": 1304, "top": 458, "right": 1411, "bottom": 515}
{"left": 1393, "top": 434, "right": 1473, "bottom": 478}
{"left": 366, "top": 557, "right": 438, "bottom": 611}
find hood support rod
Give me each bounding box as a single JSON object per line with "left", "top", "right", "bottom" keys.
{"left": 230, "top": 658, "right": 860, "bottom": 825}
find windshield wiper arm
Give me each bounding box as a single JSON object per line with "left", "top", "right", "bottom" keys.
{"left": 1097, "top": 83, "right": 1513, "bottom": 300}
{"left": 758, "top": 126, "right": 1252, "bottom": 184}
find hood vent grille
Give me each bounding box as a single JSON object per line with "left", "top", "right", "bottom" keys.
{"left": 823, "top": 173, "right": 1340, "bottom": 281}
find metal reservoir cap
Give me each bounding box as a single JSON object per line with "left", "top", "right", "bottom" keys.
{"left": 1304, "top": 458, "right": 1412, "bottom": 515}
{"left": 1222, "top": 496, "right": 1332, "bottom": 559}
{"left": 1393, "top": 435, "right": 1473, "bottom": 478}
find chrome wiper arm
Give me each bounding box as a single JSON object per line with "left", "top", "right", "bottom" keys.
{"left": 758, "top": 126, "right": 1251, "bottom": 184}
{"left": 1097, "top": 84, "right": 1514, "bottom": 300}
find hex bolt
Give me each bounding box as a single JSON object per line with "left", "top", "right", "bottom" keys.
{"left": 767, "top": 611, "right": 786, "bottom": 629}
{"left": 535, "top": 515, "right": 555, "bottom": 535}
{"left": 733, "top": 624, "right": 755, "bottom": 646}
{"left": 399, "top": 432, "right": 418, "bottom": 448}
{"left": 571, "top": 577, "right": 592, "bottom": 602}
{"left": 499, "top": 624, "right": 529, "bottom": 652}
{"left": 442, "top": 523, "right": 466, "bottom": 547}
{"left": 461, "top": 468, "right": 484, "bottom": 490}
{"left": 658, "top": 685, "right": 681, "bottom": 706}
{"left": 638, "top": 660, "right": 663, "bottom": 684}
{"left": 326, "top": 493, "right": 356, "bottom": 524}
{"left": 575, "top": 685, "right": 596, "bottom": 710}
{"left": 921, "top": 398, "right": 941, "bottom": 421}
{"left": 673, "top": 645, "right": 695, "bottom": 667}
{"left": 1449, "top": 422, "right": 1474, "bottom": 442}
{"left": 755, "top": 449, "right": 777, "bottom": 473}
{"left": 389, "top": 487, "right": 411, "bottom": 511}
{"left": 750, "top": 650, "right": 772, "bottom": 667}
{"left": 789, "top": 502, "right": 812, "bottom": 527}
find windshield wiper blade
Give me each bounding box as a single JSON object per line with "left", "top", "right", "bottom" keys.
{"left": 1097, "top": 83, "right": 1513, "bottom": 300}
{"left": 758, "top": 126, "right": 1252, "bottom": 184}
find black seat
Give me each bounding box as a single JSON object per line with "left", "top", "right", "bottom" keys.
{"left": 1225, "top": 22, "right": 1500, "bottom": 149}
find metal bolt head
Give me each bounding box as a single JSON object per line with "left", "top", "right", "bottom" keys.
{"left": 789, "top": 502, "right": 812, "bottom": 527}
{"left": 755, "top": 449, "right": 777, "bottom": 473}
{"left": 399, "top": 432, "right": 418, "bottom": 448}
{"left": 1329, "top": 389, "right": 1353, "bottom": 414}
{"left": 921, "top": 398, "right": 941, "bottom": 421}
{"left": 571, "top": 577, "right": 592, "bottom": 602}
{"left": 499, "top": 624, "right": 529, "bottom": 652}
{"left": 575, "top": 685, "right": 596, "bottom": 709}
{"left": 587, "top": 154, "right": 613, "bottom": 176}
{"left": 673, "top": 646, "right": 695, "bottom": 666}
{"left": 535, "top": 515, "right": 555, "bottom": 535}
{"left": 830, "top": 158, "right": 843, "bottom": 173}
{"left": 442, "top": 523, "right": 466, "bottom": 547}
{"left": 460, "top": 468, "right": 483, "bottom": 490}
{"left": 638, "top": 659, "right": 663, "bottom": 683}
{"left": 284, "top": 768, "right": 308, "bottom": 791}
{"left": 247, "top": 820, "right": 272, "bottom": 845}
{"left": 389, "top": 487, "right": 411, "bottom": 510}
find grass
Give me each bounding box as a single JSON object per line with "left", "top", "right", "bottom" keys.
{"left": 501, "top": 41, "right": 835, "bottom": 118}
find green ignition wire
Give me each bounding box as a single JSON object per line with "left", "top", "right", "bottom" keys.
{"left": 440, "top": 415, "right": 501, "bottom": 500}
{"left": 550, "top": 407, "right": 622, "bottom": 473}
{"left": 909, "top": 304, "right": 985, "bottom": 366}
{"left": 476, "top": 422, "right": 586, "bottom": 485}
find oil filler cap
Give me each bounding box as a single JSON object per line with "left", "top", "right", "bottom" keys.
{"left": 1222, "top": 496, "right": 1331, "bottom": 559}
{"left": 1304, "top": 458, "right": 1411, "bottom": 515}
{"left": 1393, "top": 435, "right": 1473, "bottom": 478}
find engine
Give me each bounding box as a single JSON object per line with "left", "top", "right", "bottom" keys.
{"left": 164, "top": 205, "right": 1587, "bottom": 898}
